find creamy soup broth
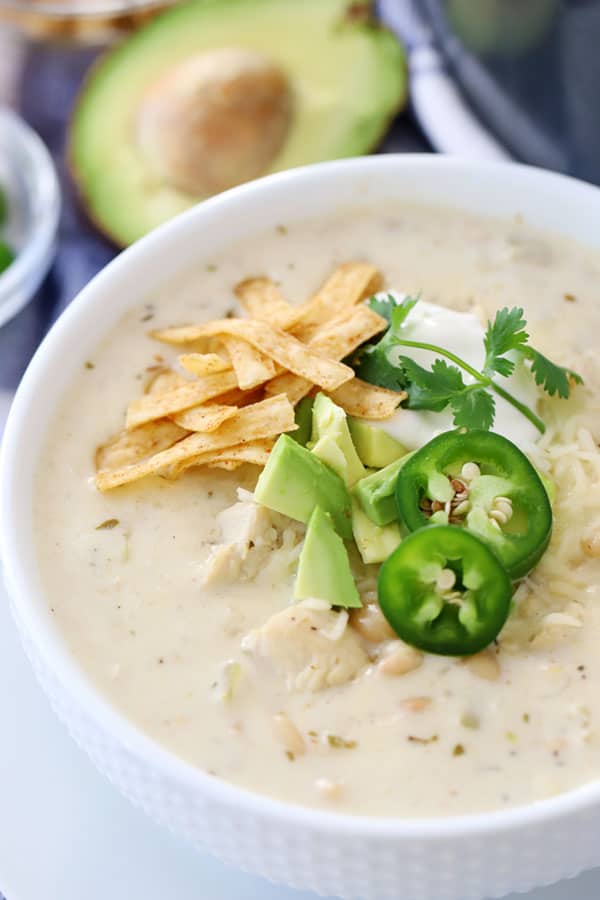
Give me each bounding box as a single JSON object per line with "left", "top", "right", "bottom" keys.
{"left": 35, "top": 205, "right": 600, "bottom": 816}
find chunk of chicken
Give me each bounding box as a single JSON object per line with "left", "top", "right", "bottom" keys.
{"left": 241, "top": 604, "right": 369, "bottom": 692}
{"left": 216, "top": 499, "right": 275, "bottom": 557}
{"left": 199, "top": 495, "right": 280, "bottom": 586}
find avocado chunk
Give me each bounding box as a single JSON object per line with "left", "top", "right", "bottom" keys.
{"left": 295, "top": 506, "right": 360, "bottom": 608}
{"left": 290, "top": 396, "right": 314, "bottom": 447}
{"left": 353, "top": 451, "right": 414, "bottom": 526}
{"left": 348, "top": 417, "right": 406, "bottom": 468}
{"left": 351, "top": 499, "right": 401, "bottom": 564}
{"left": 309, "top": 393, "right": 365, "bottom": 486}
{"left": 255, "top": 433, "right": 352, "bottom": 538}
{"left": 69, "top": 0, "right": 407, "bottom": 246}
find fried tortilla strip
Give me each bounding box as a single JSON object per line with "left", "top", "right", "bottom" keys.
{"left": 327, "top": 378, "right": 405, "bottom": 420}
{"left": 234, "top": 277, "right": 303, "bottom": 330}
{"left": 95, "top": 419, "right": 189, "bottom": 471}
{"left": 292, "top": 262, "right": 383, "bottom": 340}
{"left": 152, "top": 320, "right": 353, "bottom": 392}
{"left": 96, "top": 394, "right": 295, "bottom": 491}
{"left": 179, "top": 353, "right": 231, "bottom": 377}
{"left": 171, "top": 403, "right": 239, "bottom": 432}
{"left": 265, "top": 305, "right": 387, "bottom": 404}
{"left": 126, "top": 370, "right": 238, "bottom": 430}
{"left": 144, "top": 367, "right": 188, "bottom": 395}
{"left": 171, "top": 438, "right": 275, "bottom": 477}
{"left": 220, "top": 334, "right": 277, "bottom": 390}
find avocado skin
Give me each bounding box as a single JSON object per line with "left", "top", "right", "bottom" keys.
{"left": 295, "top": 506, "right": 361, "bottom": 608}
{"left": 69, "top": 0, "right": 407, "bottom": 247}
{"left": 348, "top": 417, "right": 406, "bottom": 468}
{"left": 255, "top": 434, "right": 353, "bottom": 539}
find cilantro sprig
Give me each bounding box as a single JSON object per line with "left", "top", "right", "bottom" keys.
{"left": 353, "top": 294, "right": 583, "bottom": 434}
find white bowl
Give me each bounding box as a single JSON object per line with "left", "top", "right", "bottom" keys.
{"left": 0, "top": 107, "right": 60, "bottom": 328}
{"left": 2, "top": 156, "right": 600, "bottom": 900}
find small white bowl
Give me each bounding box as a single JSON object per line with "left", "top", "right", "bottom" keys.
{"left": 2, "top": 156, "right": 600, "bottom": 900}
{"left": 0, "top": 107, "right": 60, "bottom": 328}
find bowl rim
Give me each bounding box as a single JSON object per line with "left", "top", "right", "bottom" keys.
{"left": 0, "top": 107, "right": 60, "bottom": 328}
{"left": 3, "top": 152, "right": 600, "bottom": 839}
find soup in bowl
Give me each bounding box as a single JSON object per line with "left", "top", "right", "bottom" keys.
{"left": 2, "top": 156, "right": 600, "bottom": 900}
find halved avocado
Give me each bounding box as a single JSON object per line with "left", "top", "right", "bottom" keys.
{"left": 69, "top": 0, "right": 406, "bottom": 246}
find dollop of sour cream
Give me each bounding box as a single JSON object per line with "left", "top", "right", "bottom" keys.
{"left": 373, "top": 296, "right": 541, "bottom": 452}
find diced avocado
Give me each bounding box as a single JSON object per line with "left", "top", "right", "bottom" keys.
{"left": 290, "top": 396, "right": 314, "bottom": 447}
{"left": 309, "top": 393, "right": 365, "bottom": 486}
{"left": 351, "top": 499, "right": 401, "bottom": 564}
{"left": 348, "top": 417, "right": 406, "bottom": 468}
{"left": 294, "top": 506, "right": 360, "bottom": 608}
{"left": 255, "top": 434, "right": 352, "bottom": 538}
{"left": 69, "top": 0, "right": 407, "bottom": 246}
{"left": 353, "top": 451, "right": 414, "bottom": 526}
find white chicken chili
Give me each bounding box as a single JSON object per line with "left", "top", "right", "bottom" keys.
{"left": 34, "top": 204, "right": 600, "bottom": 816}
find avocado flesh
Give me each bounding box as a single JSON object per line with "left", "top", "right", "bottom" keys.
{"left": 70, "top": 0, "right": 407, "bottom": 246}
{"left": 255, "top": 433, "right": 352, "bottom": 539}
{"left": 351, "top": 499, "right": 401, "bottom": 564}
{"left": 348, "top": 417, "right": 406, "bottom": 468}
{"left": 353, "top": 451, "right": 414, "bottom": 526}
{"left": 309, "top": 393, "right": 365, "bottom": 487}
{"left": 295, "top": 506, "right": 360, "bottom": 608}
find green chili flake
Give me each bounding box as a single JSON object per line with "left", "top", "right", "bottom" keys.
{"left": 96, "top": 518, "right": 120, "bottom": 530}
{"left": 452, "top": 743, "right": 465, "bottom": 757}
{"left": 506, "top": 730, "right": 518, "bottom": 743}
{"left": 563, "top": 293, "right": 576, "bottom": 303}
{"left": 285, "top": 750, "right": 295, "bottom": 761}
{"left": 276, "top": 224, "right": 288, "bottom": 235}
{"left": 327, "top": 734, "right": 357, "bottom": 749}
{"left": 206, "top": 263, "right": 218, "bottom": 272}
{"left": 522, "top": 713, "right": 530, "bottom": 723}
{"left": 84, "top": 361, "right": 95, "bottom": 370}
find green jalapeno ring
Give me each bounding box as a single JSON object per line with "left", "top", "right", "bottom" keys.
{"left": 395, "top": 430, "right": 552, "bottom": 580}
{"left": 378, "top": 524, "right": 512, "bottom": 656}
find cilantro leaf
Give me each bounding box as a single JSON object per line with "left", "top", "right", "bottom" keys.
{"left": 522, "top": 346, "right": 584, "bottom": 399}
{"left": 451, "top": 389, "right": 495, "bottom": 431}
{"left": 389, "top": 294, "right": 420, "bottom": 333}
{"left": 366, "top": 293, "right": 398, "bottom": 323}
{"left": 400, "top": 357, "right": 465, "bottom": 412}
{"left": 353, "top": 294, "right": 420, "bottom": 391}
{"left": 483, "top": 307, "right": 529, "bottom": 378}
{"left": 366, "top": 293, "right": 419, "bottom": 328}
{"left": 352, "top": 341, "right": 408, "bottom": 392}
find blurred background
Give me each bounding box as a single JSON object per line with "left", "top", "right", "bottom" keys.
{"left": 1, "top": 0, "right": 600, "bottom": 430}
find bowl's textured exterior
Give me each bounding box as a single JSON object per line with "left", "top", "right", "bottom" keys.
{"left": 3, "top": 157, "right": 600, "bottom": 900}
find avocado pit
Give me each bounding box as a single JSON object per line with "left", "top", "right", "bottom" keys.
{"left": 136, "top": 47, "right": 293, "bottom": 196}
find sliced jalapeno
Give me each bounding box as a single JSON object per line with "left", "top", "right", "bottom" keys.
{"left": 395, "top": 430, "right": 552, "bottom": 579}
{"left": 378, "top": 525, "right": 512, "bottom": 655}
